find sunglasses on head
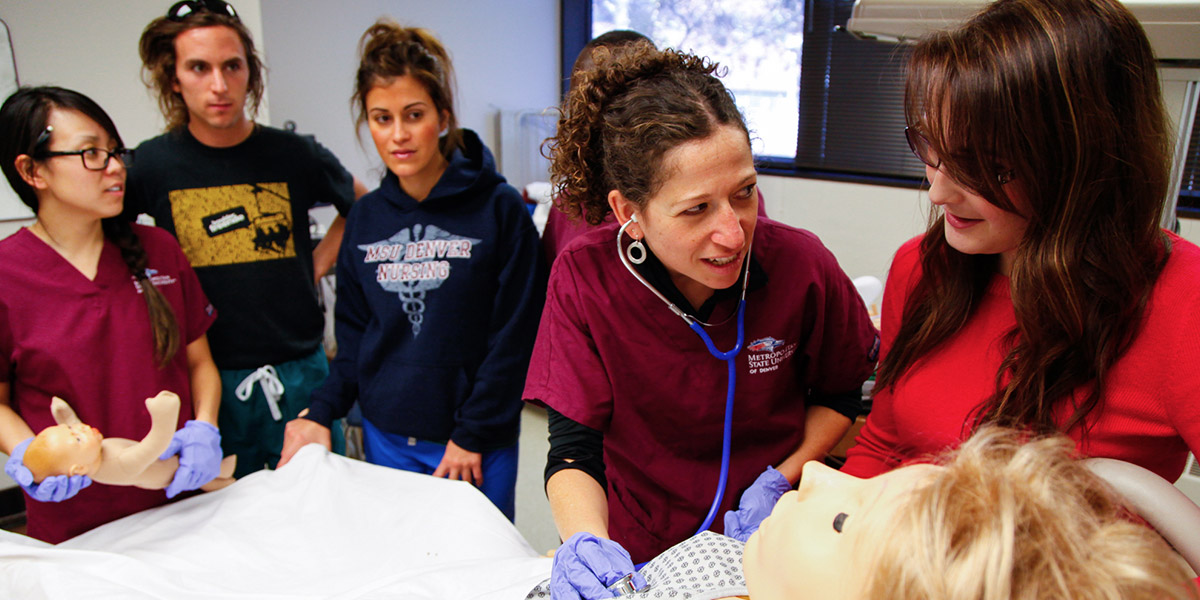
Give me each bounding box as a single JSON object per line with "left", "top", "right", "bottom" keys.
{"left": 166, "top": 0, "right": 239, "bottom": 21}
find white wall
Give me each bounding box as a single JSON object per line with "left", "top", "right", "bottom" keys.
{"left": 760, "top": 175, "right": 928, "bottom": 282}
{"left": 259, "top": 0, "right": 561, "bottom": 188}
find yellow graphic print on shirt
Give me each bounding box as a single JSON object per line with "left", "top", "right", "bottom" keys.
{"left": 169, "top": 183, "right": 296, "bottom": 267}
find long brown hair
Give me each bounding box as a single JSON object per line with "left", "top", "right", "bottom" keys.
{"left": 876, "top": 0, "right": 1172, "bottom": 435}
{"left": 549, "top": 44, "right": 748, "bottom": 225}
{"left": 138, "top": 12, "right": 265, "bottom": 132}
{"left": 0, "top": 87, "right": 181, "bottom": 367}
{"left": 352, "top": 20, "right": 461, "bottom": 158}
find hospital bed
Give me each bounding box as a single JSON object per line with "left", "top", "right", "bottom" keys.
{"left": 0, "top": 445, "right": 551, "bottom": 599}
{"left": 4, "top": 445, "right": 1197, "bottom": 598}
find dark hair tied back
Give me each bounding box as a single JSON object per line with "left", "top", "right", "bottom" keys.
{"left": 352, "top": 20, "right": 461, "bottom": 157}
{"left": 0, "top": 86, "right": 181, "bottom": 367}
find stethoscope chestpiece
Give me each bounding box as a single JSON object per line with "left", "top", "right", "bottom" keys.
{"left": 607, "top": 573, "right": 648, "bottom": 596}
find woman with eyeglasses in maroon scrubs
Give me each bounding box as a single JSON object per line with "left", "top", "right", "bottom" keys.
{"left": 0, "top": 86, "right": 221, "bottom": 542}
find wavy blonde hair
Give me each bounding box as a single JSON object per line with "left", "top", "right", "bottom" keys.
{"left": 856, "top": 427, "right": 1196, "bottom": 600}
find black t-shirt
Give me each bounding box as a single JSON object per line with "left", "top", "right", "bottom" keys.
{"left": 126, "top": 126, "right": 355, "bottom": 369}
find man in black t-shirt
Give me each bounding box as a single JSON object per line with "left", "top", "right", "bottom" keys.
{"left": 127, "top": 1, "right": 364, "bottom": 477}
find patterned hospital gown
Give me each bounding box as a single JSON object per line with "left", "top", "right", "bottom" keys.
{"left": 526, "top": 531, "right": 748, "bottom": 599}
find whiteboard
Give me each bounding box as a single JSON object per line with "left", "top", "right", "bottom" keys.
{"left": 0, "top": 19, "right": 32, "bottom": 221}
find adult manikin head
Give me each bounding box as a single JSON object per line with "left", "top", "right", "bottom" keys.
{"left": 744, "top": 427, "right": 1196, "bottom": 600}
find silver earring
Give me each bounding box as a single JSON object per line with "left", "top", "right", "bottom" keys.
{"left": 627, "top": 238, "right": 647, "bottom": 265}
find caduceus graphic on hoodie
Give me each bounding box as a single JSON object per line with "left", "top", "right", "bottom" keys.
{"left": 359, "top": 223, "right": 481, "bottom": 337}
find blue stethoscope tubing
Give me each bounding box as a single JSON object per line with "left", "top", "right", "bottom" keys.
{"left": 616, "top": 216, "right": 751, "bottom": 539}
{"left": 688, "top": 305, "right": 745, "bottom": 535}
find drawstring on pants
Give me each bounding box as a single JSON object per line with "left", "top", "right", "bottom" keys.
{"left": 235, "top": 365, "right": 286, "bottom": 421}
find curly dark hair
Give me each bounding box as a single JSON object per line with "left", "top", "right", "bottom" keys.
{"left": 548, "top": 45, "right": 748, "bottom": 225}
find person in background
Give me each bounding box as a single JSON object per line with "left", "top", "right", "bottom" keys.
{"left": 128, "top": 0, "right": 366, "bottom": 477}
{"left": 0, "top": 86, "right": 221, "bottom": 542}
{"left": 278, "top": 20, "right": 544, "bottom": 521}
{"left": 843, "top": 0, "right": 1200, "bottom": 482}
{"left": 526, "top": 43, "right": 877, "bottom": 597}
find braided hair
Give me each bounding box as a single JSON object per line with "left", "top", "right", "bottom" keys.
{"left": 0, "top": 86, "right": 180, "bottom": 367}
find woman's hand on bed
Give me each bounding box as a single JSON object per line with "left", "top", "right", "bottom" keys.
{"left": 278, "top": 416, "right": 331, "bottom": 469}
{"left": 431, "top": 440, "right": 483, "bottom": 486}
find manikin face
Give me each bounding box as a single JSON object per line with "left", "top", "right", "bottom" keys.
{"left": 743, "top": 461, "right": 941, "bottom": 600}
{"left": 610, "top": 124, "right": 758, "bottom": 309}
{"left": 37, "top": 423, "right": 104, "bottom": 477}
{"left": 172, "top": 25, "right": 251, "bottom": 145}
{"left": 28, "top": 108, "right": 126, "bottom": 221}
{"left": 365, "top": 75, "right": 450, "bottom": 201}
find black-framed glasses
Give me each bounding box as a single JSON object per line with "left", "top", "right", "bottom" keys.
{"left": 904, "top": 126, "right": 1015, "bottom": 186}
{"left": 39, "top": 147, "right": 134, "bottom": 171}
{"left": 167, "top": 0, "right": 239, "bottom": 21}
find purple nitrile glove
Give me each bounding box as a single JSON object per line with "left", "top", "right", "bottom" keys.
{"left": 159, "top": 420, "right": 222, "bottom": 499}
{"left": 551, "top": 532, "right": 648, "bottom": 599}
{"left": 5, "top": 437, "right": 92, "bottom": 502}
{"left": 723, "top": 465, "right": 791, "bottom": 542}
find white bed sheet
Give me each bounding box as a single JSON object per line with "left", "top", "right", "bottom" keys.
{"left": 0, "top": 444, "right": 551, "bottom": 599}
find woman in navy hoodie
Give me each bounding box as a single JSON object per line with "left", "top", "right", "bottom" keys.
{"left": 278, "top": 19, "right": 543, "bottom": 520}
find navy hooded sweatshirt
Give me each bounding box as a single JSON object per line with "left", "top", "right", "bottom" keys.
{"left": 306, "top": 129, "right": 544, "bottom": 452}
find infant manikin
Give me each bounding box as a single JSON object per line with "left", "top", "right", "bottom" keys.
{"left": 23, "top": 392, "right": 235, "bottom": 492}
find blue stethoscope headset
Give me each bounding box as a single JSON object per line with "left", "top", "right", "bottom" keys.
{"left": 617, "top": 213, "right": 752, "bottom": 537}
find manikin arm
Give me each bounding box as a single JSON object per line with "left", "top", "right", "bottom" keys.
{"left": 49, "top": 397, "right": 82, "bottom": 426}
{"left": 96, "top": 392, "right": 181, "bottom": 481}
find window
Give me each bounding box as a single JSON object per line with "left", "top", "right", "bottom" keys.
{"left": 562, "top": 0, "right": 926, "bottom": 186}
{"left": 565, "top": 0, "right": 1198, "bottom": 206}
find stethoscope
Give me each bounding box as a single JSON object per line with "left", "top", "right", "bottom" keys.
{"left": 616, "top": 213, "right": 752, "bottom": 538}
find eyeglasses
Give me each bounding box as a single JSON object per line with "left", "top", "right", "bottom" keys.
{"left": 904, "top": 126, "right": 1014, "bottom": 186}
{"left": 40, "top": 147, "right": 134, "bottom": 171}
{"left": 166, "top": 0, "right": 239, "bottom": 21}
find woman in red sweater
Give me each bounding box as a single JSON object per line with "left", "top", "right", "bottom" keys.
{"left": 843, "top": 0, "right": 1200, "bottom": 481}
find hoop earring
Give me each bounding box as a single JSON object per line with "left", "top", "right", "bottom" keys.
{"left": 626, "top": 237, "right": 647, "bottom": 265}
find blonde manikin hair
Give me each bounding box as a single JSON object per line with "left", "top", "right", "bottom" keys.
{"left": 854, "top": 427, "right": 1197, "bottom": 600}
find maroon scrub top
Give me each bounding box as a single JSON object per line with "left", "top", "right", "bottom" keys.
{"left": 0, "top": 225, "right": 216, "bottom": 543}
{"left": 524, "top": 218, "right": 877, "bottom": 562}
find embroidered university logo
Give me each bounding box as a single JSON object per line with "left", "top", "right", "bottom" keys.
{"left": 131, "top": 268, "right": 178, "bottom": 293}
{"left": 747, "top": 337, "right": 785, "bottom": 352}
{"left": 360, "top": 223, "right": 481, "bottom": 337}
{"left": 746, "top": 335, "right": 797, "bottom": 375}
